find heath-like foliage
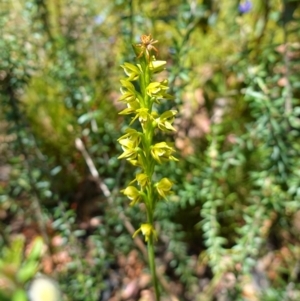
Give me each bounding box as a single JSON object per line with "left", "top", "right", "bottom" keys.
{"left": 118, "top": 34, "right": 177, "bottom": 300}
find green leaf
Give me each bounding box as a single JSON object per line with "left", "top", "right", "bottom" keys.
{"left": 3, "top": 236, "right": 25, "bottom": 267}
{"left": 17, "top": 261, "right": 38, "bottom": 283}
{"left": 27, "top": 237, "right": 43, "bottom": 262}
{"left": 12, "top": 289, "right": 27, "bottom": 301}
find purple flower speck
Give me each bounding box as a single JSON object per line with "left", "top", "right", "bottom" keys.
{"left": 94, "top": 14, "right": 105, "bottom": 25}
{"left": 239, "top": 0, "right": 252, "bottom": 14}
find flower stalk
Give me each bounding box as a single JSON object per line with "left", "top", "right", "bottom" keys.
{"left": 118, "top": 34, "right": 178, "bottom": 300}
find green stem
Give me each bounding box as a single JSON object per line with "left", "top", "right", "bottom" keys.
{"left": 143, "top": 58, "right": 160, "bottom": 300}
{"left": 147, "top": 235, "right": 160, "bottom": 301}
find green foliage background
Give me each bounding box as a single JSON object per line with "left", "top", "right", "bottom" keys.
{"left": 1, "top": 0, "right": 300, "bottom": 300}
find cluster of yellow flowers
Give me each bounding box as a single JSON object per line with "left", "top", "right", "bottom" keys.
{"left": 118, "top": 34, "right": 177, "bottom": 243}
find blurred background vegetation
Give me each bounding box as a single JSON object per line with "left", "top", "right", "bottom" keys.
{"left": 1, "top": 0, "right": 300, "bottom": 300}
